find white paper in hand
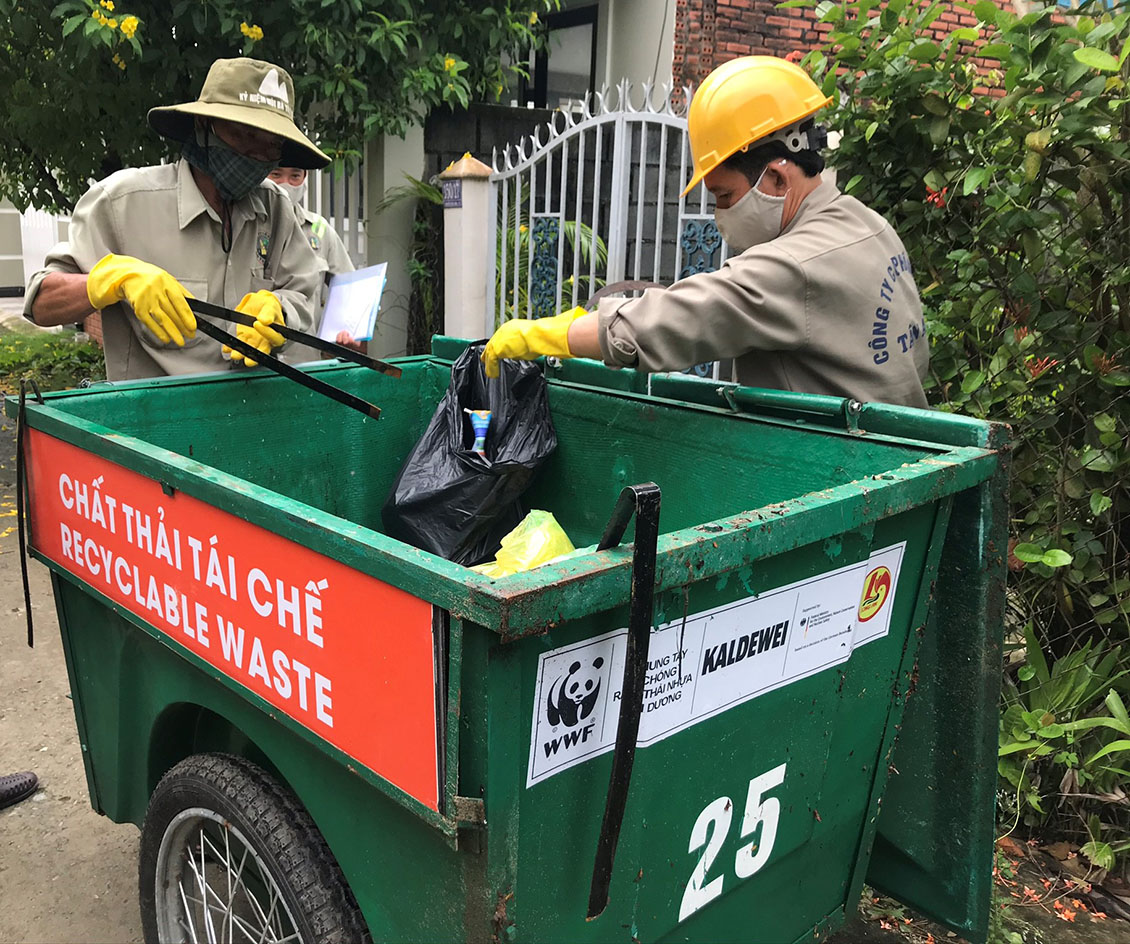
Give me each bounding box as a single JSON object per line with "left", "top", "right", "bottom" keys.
{"left": 318, "top": 263, "right": 387, "bottom": 342}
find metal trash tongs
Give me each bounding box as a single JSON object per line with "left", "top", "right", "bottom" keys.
{"left": 187, "top": 298, "right": 401, "bottom": 420}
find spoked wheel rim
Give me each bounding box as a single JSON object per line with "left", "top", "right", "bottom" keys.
{"left": 154, "top": 807, "right": 302, "bottom": 944}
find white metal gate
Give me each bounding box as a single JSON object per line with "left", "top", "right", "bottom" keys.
{"left": 486, "top": 80, "right": 732, "bottom": 379}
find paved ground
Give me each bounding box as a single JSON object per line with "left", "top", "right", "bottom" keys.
{"left": 0, "top": 413, "right": 143, "bottom": 943}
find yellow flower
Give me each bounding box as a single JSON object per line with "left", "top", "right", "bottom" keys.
{"left": 120, "top": 15, "right": 138, "bottom": 37}
{"left": 239, "top": 22, "right": 263, "bottom": 41}
{"left": 106, "top": 17, "right": 117, "bottom": 27}
{"left": 90, "top": 9, "right": 99, "bottom": 17}
{"left": 444, "top": 56, "right": 456, "bottom": 71}
{"left": 529, "top": 10, "right": 538, "bottom": 25}
{"left": 100, "top": 0, "right": 114, "bottom": 8}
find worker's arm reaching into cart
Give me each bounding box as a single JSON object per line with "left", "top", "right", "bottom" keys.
{"left": 482, "top": 55, "right": 930, "bottom": 410}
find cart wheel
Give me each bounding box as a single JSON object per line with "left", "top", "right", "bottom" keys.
{"left": 139, "top": 753, "right": 370, "bottom": 944}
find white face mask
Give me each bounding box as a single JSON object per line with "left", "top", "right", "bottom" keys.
{"left": 713, "top": 165, "right": 786, "bottom": 254}
{"left": 276, "top": 179, "right": 307, "bottom": 206}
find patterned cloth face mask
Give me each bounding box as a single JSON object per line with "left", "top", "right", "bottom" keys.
{"left": 182, "top": 127, "right": 279, "bottom": 203}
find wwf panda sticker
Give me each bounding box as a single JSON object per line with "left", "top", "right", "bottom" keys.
{"left": 528, "top": 633, "right": 620, "bottom": 786}
{"left": 546, "top": 656, "right": 605, "bottom": 727}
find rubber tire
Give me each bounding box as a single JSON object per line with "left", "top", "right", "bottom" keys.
{"left": 139, "top": 753, "right": 370, "bottom": 944}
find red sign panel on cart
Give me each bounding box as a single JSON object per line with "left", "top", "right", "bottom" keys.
{"left": 27, "top": 429, "right": 440, "bottom": 811}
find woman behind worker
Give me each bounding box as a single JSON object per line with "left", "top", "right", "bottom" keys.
{"left": 268, "top": 166, "right": 361, "bottom": 358}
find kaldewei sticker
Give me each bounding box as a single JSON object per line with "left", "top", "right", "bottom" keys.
{"left": 527, "top": 543, "right": 906, "bottom": 787}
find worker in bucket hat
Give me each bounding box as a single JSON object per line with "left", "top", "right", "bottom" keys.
{"left": 481, "top": 56, "right": 929, "bottom": 408}
{"left": 26, "top": 58, "right": 329, "bottom": 380}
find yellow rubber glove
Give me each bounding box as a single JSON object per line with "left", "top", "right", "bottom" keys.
{"left": 224, "top": 291, "right": 286, "bottom": 367}
{"left": 86, "top": 254, "right": 197, "bottom": 346}
{"left": 481, "top": 307, "right": 587, "bottom": 379}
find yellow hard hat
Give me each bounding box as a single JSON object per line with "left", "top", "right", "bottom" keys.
{"left": 682, "top": 56, "right": 832, "bottom": 197}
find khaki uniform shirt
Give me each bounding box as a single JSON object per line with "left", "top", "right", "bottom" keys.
{"left": 24, "top": 159, "right": 320, "bottom": 381}
{"left": 282, "top": 205, "right": 355, "bottom": 365}
{"left": 300, "top": 206, "right": 354, "bottom": 295}
{"left": 597, "top": 180, "right": 929, "bottom": 408}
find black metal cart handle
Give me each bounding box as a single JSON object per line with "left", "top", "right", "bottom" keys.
{"left": 16, "top": 379, "right": 44, "bottom": 648}
{"left": 587, "top": 482, "right": 662, "bottom": 920}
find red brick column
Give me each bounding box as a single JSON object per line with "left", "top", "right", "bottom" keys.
{"left": 83, "top": 312, "right": 103, "bottom": 347}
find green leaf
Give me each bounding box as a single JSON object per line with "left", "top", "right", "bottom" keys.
{"left": 961, "top": 370, "right": 985, "bottom": 393}
{"left": 1041, "top": 549, "right": 1074, "bottom": 568}
{"left": 974, "top": 0, "right": 998, "bottom": 23}
{"left": 1073, "top": 47, "right": 1120, "bottom": 72}
{"left": 1012, "top": 543, "right": 1045, "bottom": 563}
{"left": 949, "top": 26, "right": 980, "bottom": 43}
{"left": 1081, "top": 841, "right": 1115, "bottom": 870}
{"left": 844, "top": 174, "right": 863, "bottom": 193}
{"left": 865, "top": 120, "right": 879, "bottom": 141}
{"left": 61, "top": 13, "right": 86, "bottom": 37}
{"left": 1106, "top": 690, "right": 1130, "bottom": 732}
{"left": 979, "top": 42, "right": 1011, "bottom": 59}
{"left": 1023, "top": 623, "right": 1051, "bottom": 685}
{"left": 1090, "top": 492, "right": 1113, "bottom": 516}
{"left": 1088, "top": 739, "right": 1130, "bottom": 764}
{"left": 1018, "top": 665, "right": 1035, "bottom": 682}
{"left": 924, "top": 169, "right": 947, "bottom": 191}
{"left": 963, "top": 167, "right": 990, "bottom": 195}
{"left": 908, "top": 40, "right": 941, "bottom": 61}
{"left": 1037, "top": 723, "right": 1065, "bottom": 738}
{"left": 815, "top": 0, "right": 843, "bottom": 20}
{"left": 1094, "top": 413, "right": 1117, "bottom": 433}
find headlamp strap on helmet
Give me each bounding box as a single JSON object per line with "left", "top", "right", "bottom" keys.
{"left": 767, "top": 120, "right": 828, "bottom": 153}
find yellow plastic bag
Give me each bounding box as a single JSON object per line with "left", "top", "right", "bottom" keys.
{"left": 470, "top": 510, "right": 575, "bottom": 578}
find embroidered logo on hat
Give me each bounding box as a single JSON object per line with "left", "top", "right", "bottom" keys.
{"left": 238, "top": 68, "right": 290, "bottom": 113}
{"left": 258, "top": 69, "right": 289, "bottom": 104}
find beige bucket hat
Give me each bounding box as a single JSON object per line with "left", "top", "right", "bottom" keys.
{"left": 148, "top": 57, "right": 330, "bottom": 169}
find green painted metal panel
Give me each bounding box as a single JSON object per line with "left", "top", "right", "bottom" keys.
{"left": 866, "top": 422, "right": 1011, "bottom": 943}
{"left": 486, "top": 509, "right": 943, "bottom": 943}
{"left": 9, "top": 345, "right": 1006, "bottom": 943}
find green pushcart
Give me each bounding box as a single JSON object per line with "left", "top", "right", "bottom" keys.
{"left": 8, "top": 337, "right": 1008, "bottom": 944}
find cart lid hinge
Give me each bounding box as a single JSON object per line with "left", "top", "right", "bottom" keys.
{"left": 454, "top": 795, "right": 486, "bottom": 827}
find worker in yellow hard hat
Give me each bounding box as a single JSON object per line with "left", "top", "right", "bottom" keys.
{"left": 482, "top": 56, "right": 929, "bottom": 408}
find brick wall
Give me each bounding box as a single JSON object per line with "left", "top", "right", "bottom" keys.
{"left": 83, "top": 311, "right": 103, "bottom": 347}
{"left": 673, "top": 0, "right": 1018, "bottom": 88}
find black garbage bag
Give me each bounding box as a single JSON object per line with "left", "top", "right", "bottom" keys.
{"left": 382, "top": 343, "right": 558, "bottom": 565}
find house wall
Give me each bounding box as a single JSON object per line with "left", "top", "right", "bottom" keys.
{"left": 601, "top": 0, "right": 676, "bottom": 96}
{"left": 0, "top": 201, "right": 24, "bottom": 291}
{"left": 672, "top": 0, "right": 1018, "bottom": 87}
{"left": 364, "top": 127, "right": 424, "bottom": 359}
